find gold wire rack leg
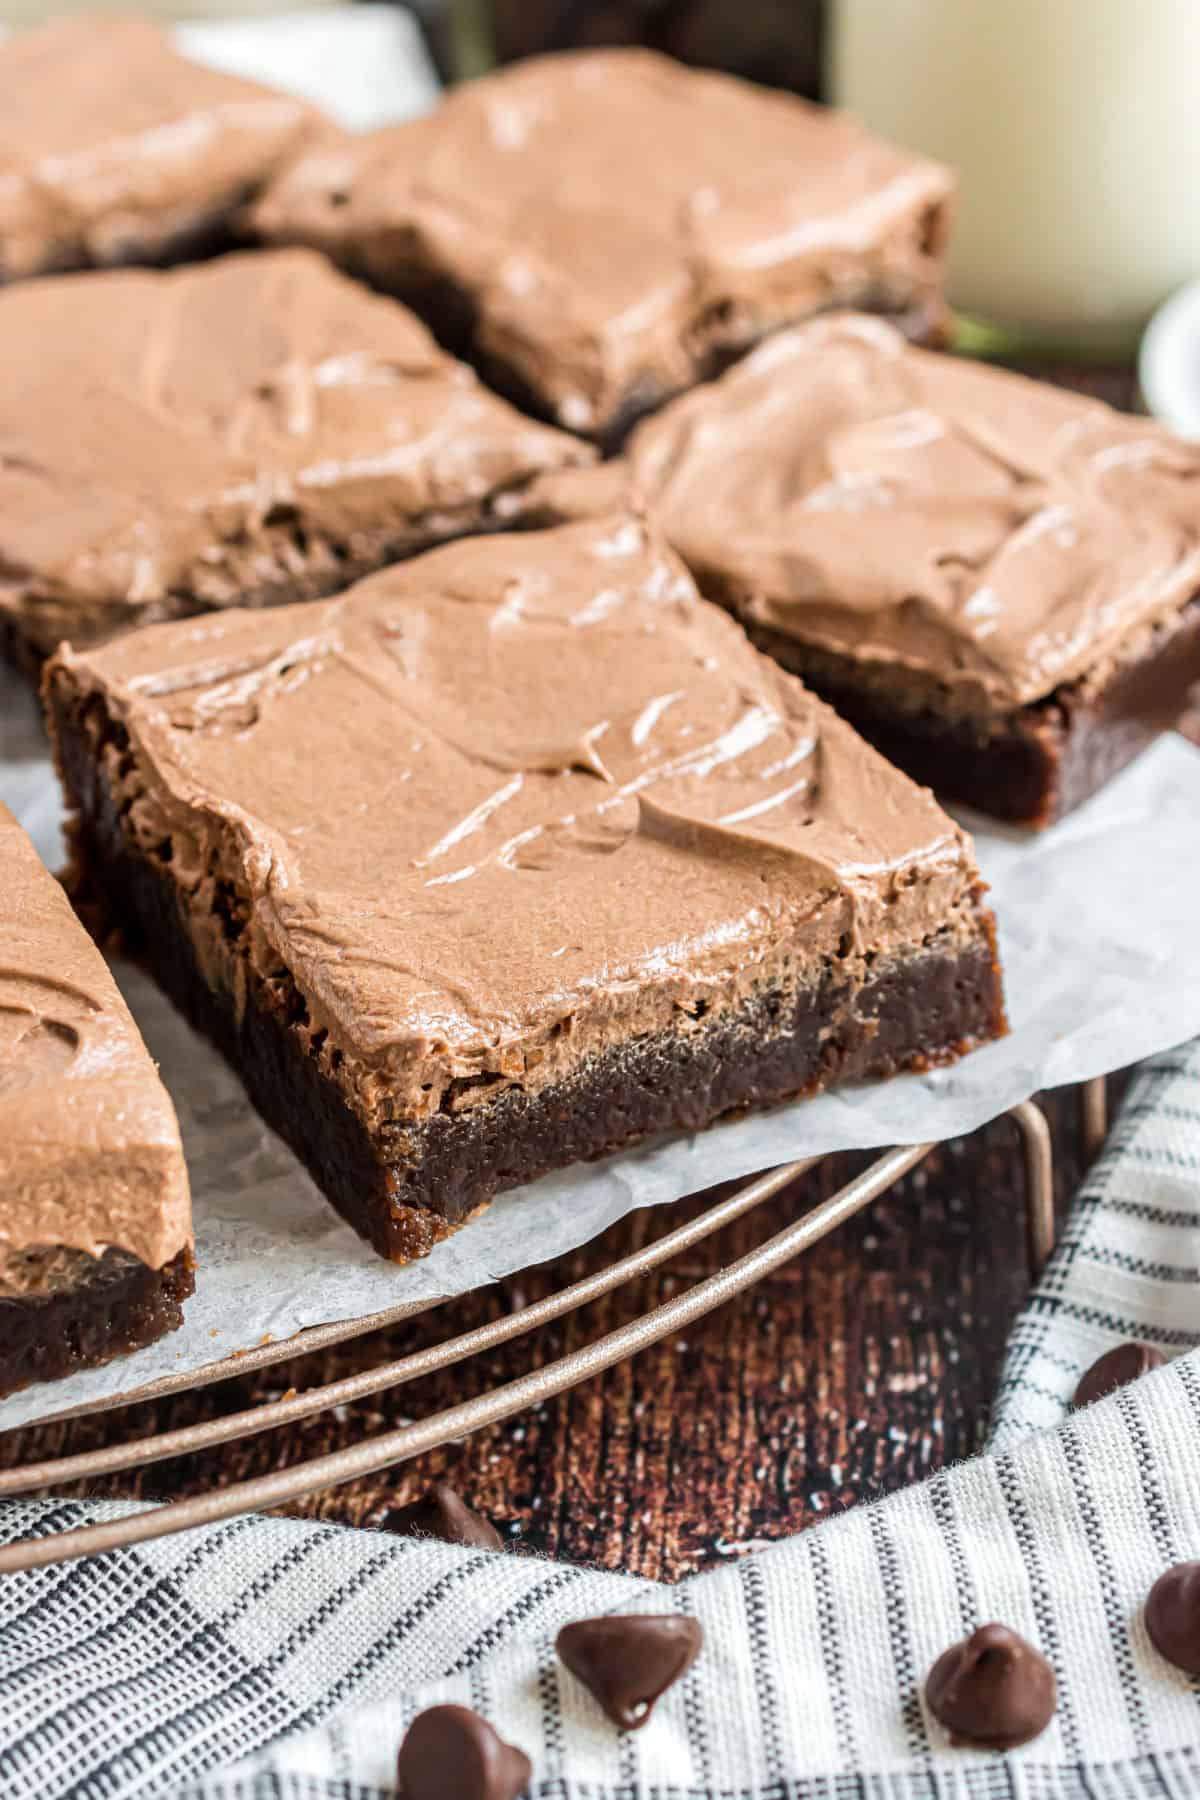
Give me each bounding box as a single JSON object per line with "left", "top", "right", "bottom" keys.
{"left": 1009, "top": 1099, "right": 1055, "bottom": 1278}
{"left": 1080, "top": 1075, "right": 1109, "bottom": 1166}
{"left": 0, "top": 1099, "right": 1062, "bottom": 1576}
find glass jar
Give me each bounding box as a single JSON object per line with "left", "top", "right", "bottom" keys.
{"left": 830, "top": 0, "right": 1200, "bottom": 355}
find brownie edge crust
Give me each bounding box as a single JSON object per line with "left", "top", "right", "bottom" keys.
{"left": 0, "top": 1247, "right": 193, "bottom": 1400}
{"left": 50, "top": 680, "right": 1005, "bottom": 1266}
{"left": 747, "top": 597, "right": 1200, "bottom": 830}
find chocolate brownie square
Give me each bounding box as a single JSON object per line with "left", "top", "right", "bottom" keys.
{"left": 525, "top": 315, "right": 1200, "bottom": 826}
{"left": 0, "top": 15, "right": 320, "bottom": 281}
{"left": 47, "top": 516, "right": 1004, "bottom": 1265}
{"left": 0, "top": 803, "right": 192, "bottom": 1397}
{"left": 251, "top": 49, "right": 954, "bottom": 444}
{"left": 0, "top": 248, "right": 587, "bottom": 671}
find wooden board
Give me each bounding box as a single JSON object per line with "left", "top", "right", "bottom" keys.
{"left": 0, "top": 1093, "right": 1094, "bottom": 1581}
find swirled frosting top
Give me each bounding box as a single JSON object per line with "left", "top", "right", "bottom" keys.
{"left": 0, "top": 14, "right": 319, "bottom": 280}
{"left": 54, "top": 517, "right": 992, "bottom": 1123}
{"left": 0, "top": 803, "right": 190, "bottom": 1281}
{"left": 0, "top": 248, "right": 587, "bottom": 657}
{"left": 252, "top": 49, "right": 953, "bottom": 435}
{"left": 531, "top": 314, "right": 1200, "bottom": 713}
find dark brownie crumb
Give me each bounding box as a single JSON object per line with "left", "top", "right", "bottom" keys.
{"left": 0, "top": 1247, "right": 193, "bottom": 1399}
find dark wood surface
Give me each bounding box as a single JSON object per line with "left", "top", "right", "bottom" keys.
{"left": 1, "top": 364, "right": 1179, "bottom": 1584}
{"left": 0, "top": 1095, "right": 1095, "bottom": 1583}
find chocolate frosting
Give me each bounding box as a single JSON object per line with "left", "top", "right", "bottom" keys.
{"left": 0, "top": 803, "right": 191, "bottom": 1292}
{"left": 530, "top": 314, "right": 1200, "bottom": 715}
{"left": 53, "top": 517, "right": 994, "bottom": 1128}
{"left": 0, "top": 248, "right": 587, "bottom": 658}
{"left": 0, "top": 15, "right": 319, "bottom": 280}
{"left": 252, "top": 49, "right": 953, "bottom": 435}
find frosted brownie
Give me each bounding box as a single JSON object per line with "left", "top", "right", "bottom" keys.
{"left": 0, "top": 15, "right": 320, "bottom": 282}
{"left": 251, "top": 49, "right": 954, "bottom": 443}
{"left": 0, "top": 249, "right": 586, "bottom": 674}
{"left": 0, "top": 804, "right": 192, "bottom": 1396}
{"left": 47, "top": 517, "right": 1005, "bottom": 1265}
{"left": 526, "top": 315, "right": 1200, "bottom": 826}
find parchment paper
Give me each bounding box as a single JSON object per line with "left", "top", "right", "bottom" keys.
{"left": 4, "top": 655, "right": 1200, "bottom": 1430}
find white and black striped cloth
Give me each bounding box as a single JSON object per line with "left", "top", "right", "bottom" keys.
{"left": 4, "top": 1040, "right": 1200, "bottom": 1800}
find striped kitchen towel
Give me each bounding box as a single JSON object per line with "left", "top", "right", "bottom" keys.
{"left": 2, "top": 1039, "right": 1200, "bottom": 1800}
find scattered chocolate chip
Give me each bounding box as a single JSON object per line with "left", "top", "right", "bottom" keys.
{"left": 1071, "top": 1342, "right": 1165, "bottom": 1410}
{"left": 1146, "top": 1563, "right": 1200, "bottom": 1674}
{"left": 556, "top": 1614, "right": 703, "bottom": 1729}
{"left": 397, "top": 1704, "right": 531, "bottom": 1800}
{"left": 386, "top": 1483, "right": 503, "bottom": 1551}
{"left": 926, "top": 1622, "right": 1056, "bottom": 1749}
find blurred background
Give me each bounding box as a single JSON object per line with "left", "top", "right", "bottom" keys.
{"left": 1, "top": 0, "right": 1198, "bottom": 417}
{"left": 439, "top": 0, "right": 825, "bottom": 95}
{"left": 0, "top": 0, "right": 828, "bottom": 86}
{"left": 431, "top": 0, "right": 1200, "bottom": 406}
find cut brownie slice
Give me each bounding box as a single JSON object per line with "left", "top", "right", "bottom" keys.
{"left": 0, "top": 804, "right": 192, "bottom": 1397}
{"left": 0, "top": 15, "right": 320, "bottom": 282}
{"left": 251, "top": 49, "right": 954, "bottom": 444}
{"left": 47, "top": 516, "right": 1005, "bottom": 1266}
{"left": 525, "top": 315, "right": 1200, "bottom": 826}
{"left": 0, "top": 248, "right": 587, "bottom": 672}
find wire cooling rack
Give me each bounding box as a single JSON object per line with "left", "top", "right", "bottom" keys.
{"left": 0, "top": 1080, "right": 1106, "bottom": 1575}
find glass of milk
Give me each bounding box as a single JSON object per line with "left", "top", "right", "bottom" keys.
{"left": 830, "top": 0, "right": 1200, "bottom": 354}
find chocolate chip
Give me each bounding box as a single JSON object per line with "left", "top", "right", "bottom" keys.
{"left": 556, "top": 1614, "right": 703, "bottom": 1729}
{"left": 386, "top": 1483, "right": 503, "bottom": 1551}
{"left": 397, "top": 1705, "right": 530, "bottom": 1800}
{"left": 926, "top": 1623, "right": 1056, "bottom": 1749}
{"left": 1071, "top": 1342, "right": 1165, "bottom": 1410}
{"left": 1146, "top": 1563, "right": 1200, "bottom": 1674}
